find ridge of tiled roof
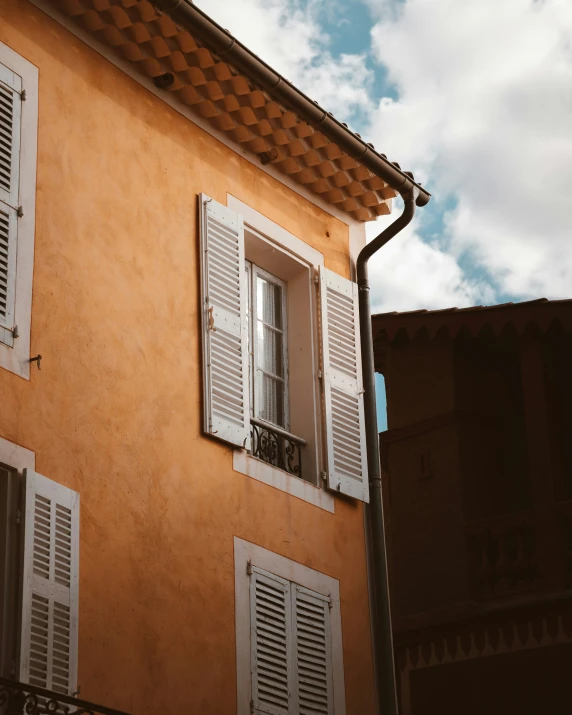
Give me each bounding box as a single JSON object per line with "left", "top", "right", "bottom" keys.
{"left": 372, "top": 297, "right": 572, "bottom": 346}
{"left": 372, "top": 297, "right": 572, "bottom": 319}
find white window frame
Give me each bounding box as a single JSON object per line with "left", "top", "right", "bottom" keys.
{"left": 0, "top": 435, "right": 35, "bottom": 474}
{"left": 0, "top": 42, "right": 38, "bottom": 380}
{"left": 234, "top": 537, "right": 346, "bottom": 715}
{"left": 246, "top": 261, "right": 290, "bottom": 430}
{"left": 228, "top": 195, "right": 335, "bottom": 514}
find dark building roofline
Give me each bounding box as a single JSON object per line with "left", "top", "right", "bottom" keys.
{"left": 372, "top": 298, "right": 572, "bottom": 354}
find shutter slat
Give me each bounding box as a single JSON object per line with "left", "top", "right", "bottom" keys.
{"left": 320, "top": 267, "right": 369, "bottom": 502}
{"left": 20, "top": 470, "right": 79, "bottom": 695}
{"left": 0, "top": 203, "right": 17, "bottom": 330}
{"left": 250, "top": 567, "right": 336, "bottom": 715}
{"left": 0, "top": 68, "right": 21, "bottom": 209}
{"left": 292, "top": 586, "right": 333, "bottom": 715}
{"left": 250, "top": 569, "right": 293, "bottom": 715}
{"left": 199, "top": 195, "right": 250, "bottom": 448}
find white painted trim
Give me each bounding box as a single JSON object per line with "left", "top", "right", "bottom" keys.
{"left": 233, "top": 451, "right": 334, "bottom": 513}
{"left": 320, "top": 267, "right": 369, "bottom": 502}
{"left": 249, "top": 263, "right": 290, "bottom": 430}
{"left": 199, "top": 195, "right": 250, "bottom": 448}
{"left": 228, "top": 195, "right": 325, "bottom": 268}
{"left": 231, "top": 195, "right": 325, "bottom": 493}
{"left": 29, "top": 0, "right": 366, "bottom": 229}
{"left": 0, "top": 43, "right": 38, "bottom": 380}
{"left": 20, "top": 469, "right": 79, "bottom": 692}
{"left": 234, "top": 537, "right": 346, "bottom": 715}
{"left": 0, "top": 435, "right": 35, "bottom": 473}
{"left": 348, "top": 223, "right": 367, "bottom": 282}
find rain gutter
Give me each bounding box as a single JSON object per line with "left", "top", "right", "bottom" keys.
{"left": 152, "top": 0, "right": 431, "bottom": 207}
{"left": 357, "top": 190, "right": 419, "bottom": 715}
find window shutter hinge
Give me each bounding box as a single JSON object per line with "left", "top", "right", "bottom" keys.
{"left": 328, "top": 597, "right": 333, "bottom": 610}
{"left": 313, "top": 274, "right": 319, "bottom": 285}
{"left": 17, "top": 206, "right": 23, "bottom": 218}
{"left": 246, "top": 560, "right": 253, "bottom": 575}
{"left": 12, "top": 325, "right": 19, "bottom": 339}
{"left": 317, "top": 369, "right": 322, "bottom": 379}
{"left": 320, "top": 471, "right": 327, "bottom": 482}
{"left": 21, "top": 89, "right": 26, "bottom": 101}
{"left": 15, "top": 509, "right": 21, "bottom": 526}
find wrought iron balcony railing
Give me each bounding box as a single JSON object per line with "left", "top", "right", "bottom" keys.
{"left": 0, "top": 677, "right": 130, "bottom": 715}
{"left": 466, "top": 511, "right": 539, "bottom": 600}
{"left": 250, "top": 418, "right": 306, "bottom": 478}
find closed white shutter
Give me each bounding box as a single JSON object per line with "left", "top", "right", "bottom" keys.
{"left": 199, "top": 194, "right": 250, "bottom": 448}
{"left": 292, "top": 585, "right": 333, "bottom": 715}
{"left": 0, "top": 62, "right": 22, "bottom": 341}
{"left": 250, "top": 566, "right": 294, "bottom": 715}
{"left": 19, "top": 470, "right": 79, "bottom": 695}
{"left": 320, "top": 267, "right": 369, "bottom": 502}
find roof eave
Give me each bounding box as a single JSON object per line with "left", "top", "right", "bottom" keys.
{"left": 153, "top": 0, "right": 431, "bottom": 206}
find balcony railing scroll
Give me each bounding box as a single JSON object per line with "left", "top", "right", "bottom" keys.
{"left": 466, "top": 511, "right": 539, "bottom": 600}
{"left": 0, "top": 677, "right": 130, "bottom": 715}
{"left": 250, "top": 418, "right": 306, "bottom": 478}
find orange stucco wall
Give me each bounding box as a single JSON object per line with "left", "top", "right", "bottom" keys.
{"left": 0, "top": 2, "right": 375, "bottom": 713}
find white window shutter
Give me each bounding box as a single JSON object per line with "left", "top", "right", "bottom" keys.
{"left": 199, "top": 194, "right": 250, "bottom": 449}
{"left": 320, "top": 267, "right": 369, "bottom": 502}
{"left": 19, "top": 469, "right": 79, "bottom": 695}
{"left": 250, "top": 566, "right": 294, "bottom": 715}
{"left": 0, "top": 63, "right": 22, "bottom": 338}
{"left": 292, "top": 585, "right": 333, "bottom": 715}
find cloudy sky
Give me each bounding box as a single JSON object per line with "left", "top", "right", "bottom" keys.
{"left": 197, "top": 0, "right": 571, "bottom": 426}
{"left": 198, "top": 0, "right": 571, "bottom": 312}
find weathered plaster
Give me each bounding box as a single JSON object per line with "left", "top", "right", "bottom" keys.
{"left": 0, "top": 3, "right": 375, "bottom": 714}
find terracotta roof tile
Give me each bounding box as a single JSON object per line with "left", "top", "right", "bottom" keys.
{"left": 46, "top": 0, "right": 402, "bottom": 221}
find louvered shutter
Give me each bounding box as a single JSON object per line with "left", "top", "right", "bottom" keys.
{"left": 0, "top": 63, "right": 22, "bottom": 343}
{"left": 199, "top": 195, "right": 250, "bottom": 448}
{"left": 19, "top": 470, "right": 79, "bottom": 695}
{"left": 320, "top": 267, "right": 369, "bottom": 502}
{"left": 292, "top": 586, "right": 333, "bottom": 715}
{"left": 250, "top": 566, "right": 294, "bottom": 715}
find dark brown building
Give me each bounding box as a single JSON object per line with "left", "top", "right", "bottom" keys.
{"left": 372, "top": 298, "right": 572, "bottom": 715}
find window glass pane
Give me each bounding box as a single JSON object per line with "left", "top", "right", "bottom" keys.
{"left": 258, "top": 373, "right": 285, "bottom": 427}
{"left": 257, "top": 276, "right": 282, "bottom": 329}
{"left": 257, "top": 323, "right": 283, "bottom": 377}
{"left": 250, "top": 267, "right": 288, "bottom": 429}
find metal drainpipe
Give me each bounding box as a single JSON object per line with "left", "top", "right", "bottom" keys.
{"left": 357, "top": 189, "right": 418, "bottom": 715}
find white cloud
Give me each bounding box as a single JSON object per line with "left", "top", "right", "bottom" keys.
{"left": 195, "top": 0, "right": 572, "bottom": 308}
{"left": 366, "top": 211, "right": 493, "bottom": 313}
{"left": 195, "top": 0, "right": 481, "bottom": 312}
{"left": 367, "top": 0, "right": 572, "bottom": 300}
{"left": 194, "top": 0, "right": 374, "bottom": 123}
